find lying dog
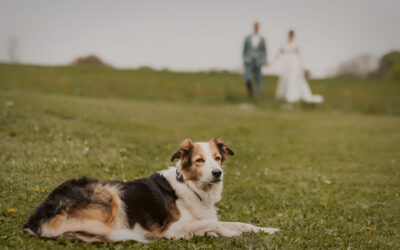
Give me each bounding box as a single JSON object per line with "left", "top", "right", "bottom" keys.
{"left": 24, "top": 138, "right": 279, "bottom": 243}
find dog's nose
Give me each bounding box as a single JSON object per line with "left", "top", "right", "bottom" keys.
{"left": 212, "top": 169, "right": 222, "bottom": 178}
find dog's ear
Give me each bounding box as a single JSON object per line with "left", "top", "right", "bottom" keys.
{"left": 170, "top": 139, "right": 193, "bottom": 163}
{"left": 212, "top": 138, "right": 234, "bottom": 162}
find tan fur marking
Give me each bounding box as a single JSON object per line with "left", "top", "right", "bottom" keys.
{"left": 41, "top": 184, "right": 121, "bottom": 240}
{"left": 71, "top": 184, "right": 120, "bottom": 226}
{"left": 168, "top": 196, "right": 181, "bottom": 223}
{"left": 180, "top": 139, "right": 192, "bottom": 151}
{"left": 47, "top": 213, "right": 67, "bottom": 231}
{"left": 71, "top": 205, "right": 108, "bottom": 222}
{"left": 104, "top": 186, "right": 120, "bottom": 226}
{"left": 148, "top": 196, "right": 181, "bottom": 237}
{"left": 210, "top": 138, "right": 234, "bottom": 163}
{"left": 182, "top": 143, "right": 203, "bottom": 181}
{"left": 171, "top": 139, "right": 193, "bottom": 162}
{"left": 208, "top": 140, "right": 223, "bottom": 166}
{"left": 42, "top": 212, "right": 113, "bottom": 239}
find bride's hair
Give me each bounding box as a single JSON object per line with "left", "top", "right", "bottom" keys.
{"left": 289, "top": 30, "right": 295, "bottom": 38}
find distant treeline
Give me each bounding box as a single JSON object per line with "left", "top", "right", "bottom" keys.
{"left": 71, "top": 54, "right": 111, "bottom": 67}
{"left": 72, "top": 51, "right": 400, "bottom": 81}
{"left": 337, "top": 50, "right": 400, "bottom": 81}
{"left": 70, "top": 54, "right": 240, "bottom": 75}
{"left": 374, "top": 51, "right": 400, "bottom": 81}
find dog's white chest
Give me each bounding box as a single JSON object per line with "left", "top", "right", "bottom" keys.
{"left": 176, "top": 199, "right": 217, "bottom": 222}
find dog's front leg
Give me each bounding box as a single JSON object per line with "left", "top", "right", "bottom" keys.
{"left": 165, "top": 220, "right": 238, "bottom": 239}
{"left": 187, "top": 220, "right": 240, "bottom": 238}
{"left": 220, "top": 222, "right": 279, "bottom": 235}
{"left": 184, "top": 221, "right": 278, "bottom": 237}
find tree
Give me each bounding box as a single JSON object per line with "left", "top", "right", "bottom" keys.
{"left": 336, "top": 54, "right": 379, "bottom": 78}
{"left": 377, "top": 51, "right": 400, "bottom": 81}
{"left": 71, "top": 54, "right": 111, "bottom": 67}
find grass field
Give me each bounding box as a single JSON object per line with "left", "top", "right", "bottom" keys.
{"left": 1, "top": 63, "right": 399, "bottom": 249}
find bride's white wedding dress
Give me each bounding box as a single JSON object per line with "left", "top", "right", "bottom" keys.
{"left": 275, "top": 42, "right": 323, "bottom": 103}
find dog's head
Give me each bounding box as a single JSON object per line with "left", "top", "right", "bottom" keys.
{"left": 170, "top": 138, "right": 234, "bottom": 186}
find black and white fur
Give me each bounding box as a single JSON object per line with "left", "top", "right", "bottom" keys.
{"left": 24, "top": 138, "right": 279, "bottom": 243}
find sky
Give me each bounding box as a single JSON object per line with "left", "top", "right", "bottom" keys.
{"left": 1, "top": 0, "right": 400, "bottom": 77}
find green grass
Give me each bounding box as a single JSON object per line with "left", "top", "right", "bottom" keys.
{"left": 1, "top": 64, "right": 400, "bottom": 115}
{"left": 0, "top": 63, "right": 399, "bottom": 249}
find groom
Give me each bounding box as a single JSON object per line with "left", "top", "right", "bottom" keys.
{"left": 242, "top": 22, "right": 267, "bottom": 97}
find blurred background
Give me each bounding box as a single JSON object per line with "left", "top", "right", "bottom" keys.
{"left": 1, "top": 0, "right": 399, "bottom": 114}
{"left": 1, "top": 0, "right": 400, "bottom": 78}
{"left": 1, "top": 1, "right": 400, "bottom": 248}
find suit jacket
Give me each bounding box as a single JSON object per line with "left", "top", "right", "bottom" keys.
{"left": 243, "top": 35, "right": 267, "bottom": 67}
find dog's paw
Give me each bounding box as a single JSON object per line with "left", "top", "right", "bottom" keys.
{"left": 205, "top": 232, "right": 218, "bottom": 237}
{"left": 219, "top": 229, "right": 241, "bottom": 238}
{"left": 260, "top": 227, "right": 280, "bottom": 234}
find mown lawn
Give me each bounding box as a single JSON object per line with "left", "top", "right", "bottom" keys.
{"left": 0, "top": 64, "right": 399, "bottom": 249}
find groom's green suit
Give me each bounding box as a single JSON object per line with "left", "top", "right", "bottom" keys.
{"left": 243, "top": 35, "right": 267, "bottom": 96}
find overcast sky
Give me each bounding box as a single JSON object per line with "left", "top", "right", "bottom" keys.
{"left": 1, "top": 0, "right": 399, "bottom": 77}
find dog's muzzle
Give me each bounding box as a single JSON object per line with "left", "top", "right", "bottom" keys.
{"left": 211, "top": 169, "right": 222, "bottom": 183}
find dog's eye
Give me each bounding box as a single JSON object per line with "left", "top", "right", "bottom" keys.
{"left": 215, "top": 156, "right": 221, "bottom": 161}
{"left": 195, "top": 158, "right": 204, "bottom": 163}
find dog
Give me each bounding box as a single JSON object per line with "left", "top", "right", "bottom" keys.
{"left": 24, "top": 138, "right": 279, "bottom": 243}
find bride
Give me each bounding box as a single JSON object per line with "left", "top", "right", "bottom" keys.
{"left": 268, "top": 30, "right": 323, "bottom": 103}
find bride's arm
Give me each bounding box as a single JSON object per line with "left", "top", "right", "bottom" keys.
{"left": 267, "top": 47, "right": 283, "bottom": 66}
{"left": 296, "top": 46, "right": 305, "bottom": 70}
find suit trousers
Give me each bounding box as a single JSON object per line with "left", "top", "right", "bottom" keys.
{"left": 244, "top": 63, "right": 263, "bottom": 96}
